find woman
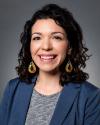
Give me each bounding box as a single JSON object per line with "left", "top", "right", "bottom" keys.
{"left": 0, "top": 3, "right": 100, "bottom": 125}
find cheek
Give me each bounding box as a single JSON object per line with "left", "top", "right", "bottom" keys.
{"left": 30, "top": 44, "right": 37, "bottom": 59}
{"left": 57, "top": 43, "right": 68, "bottom": 56}
{"left": 30, "top": 42, "right": 39, "bottom": 56}
{"left": 57, "top": 43, "right": 69, "bottom": 63}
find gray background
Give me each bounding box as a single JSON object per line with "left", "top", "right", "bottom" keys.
{"left": 0, "top": 0, "right": 100, "bottom": 100}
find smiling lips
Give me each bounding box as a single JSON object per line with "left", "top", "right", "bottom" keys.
{"left": 38, "top": 54, "right": 57, "bottom": 62}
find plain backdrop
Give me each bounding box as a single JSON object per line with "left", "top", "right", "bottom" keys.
{"left": 0, "top": 0, "right": 100, "bottom": 100}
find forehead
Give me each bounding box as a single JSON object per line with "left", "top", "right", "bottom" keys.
{"left": 31, "top": 18, "right": 65, "bottom": 34}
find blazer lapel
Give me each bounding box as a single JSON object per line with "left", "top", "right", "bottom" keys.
{"left": 50, "top": 83, "right": 81, "bottom": 125}
{"left": 9, "top": 77, "right": 37, "bottom": 125}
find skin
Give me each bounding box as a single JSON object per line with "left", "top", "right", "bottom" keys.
{"left": 30, "top": 19, "right": 69, "bottom": 95}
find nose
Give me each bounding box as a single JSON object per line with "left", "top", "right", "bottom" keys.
{"left": 41, "top": 38, "right": 52, "bottom": 51}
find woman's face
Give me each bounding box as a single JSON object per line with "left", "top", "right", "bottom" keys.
{"left": 30, "top": 19, "right": 69, "bottom": 73}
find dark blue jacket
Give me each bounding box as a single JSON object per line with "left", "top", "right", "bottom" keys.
{"left": 0, "top": 77, "right": 100, "bottom": 125}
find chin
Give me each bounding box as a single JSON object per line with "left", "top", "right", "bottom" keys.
{"left": 38, "top": 66, "right": 60, "bottom": 73}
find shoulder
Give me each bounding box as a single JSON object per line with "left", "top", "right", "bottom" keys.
{"left": 5, "top": 77, "right": 20, "bottom": 92}
{"left": 0, "top": 77, "right": 20, "bottom": 101}
{"left": 79, "top": 82, "right": 100, "bottom": 124}
{"left": 8, "top": 77, "right": 20, "bottom": 87}
{"left": 66, "top": 81, "right": 100, "bottom": 103}
{"left": 0, "top": 77, "right": 31, "bottom": 108}
{"left": 0, "top": 77, "right": 21, "bottom": 123}
{"left": 81, "top": 81, "right": 99, "bottom": 90}
{"left": 5, "top": 76, "right": 33, "bottom": 89}
{"left": 77, "top": 81, "right": 100, "bottom": 109}
{"left": 1, "top": 77, "right": 28, "bottom": 100}
{"left": 0, "top": 77, "right": 20, "bottom": 115}
{"left": 67, "top": 81, "right": 100, "bottom": 96}
{"left": 2, "top": 76, "right": 36, "bottom": 98}
{"left": 80, "top": 81, "right": 100, "bottom": 97}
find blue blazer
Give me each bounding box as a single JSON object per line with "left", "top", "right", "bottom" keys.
{"left": 0, "top": 77, "right": 100, "bottom": 125}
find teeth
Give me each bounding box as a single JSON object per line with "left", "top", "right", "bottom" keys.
{"left": 40, "top": 56, "right": 54, "bottom": 59}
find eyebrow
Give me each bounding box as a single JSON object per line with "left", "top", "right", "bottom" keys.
{"left": 31, "top": 32, "right": 65, "bottom": 36}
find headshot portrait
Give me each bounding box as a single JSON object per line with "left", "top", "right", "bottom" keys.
{"left": 0, "top": 0, "right": 100, "bottom": 125}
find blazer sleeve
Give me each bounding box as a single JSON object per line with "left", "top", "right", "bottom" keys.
{"left": 0, "top": 78, "right": 19, "bottom": 125}
{"left": 84, "top": 88, "right": 100, "bottom": 125}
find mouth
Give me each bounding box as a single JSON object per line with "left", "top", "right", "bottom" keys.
{"left": 38, "top": 54, "right": 57, "bottom": 62}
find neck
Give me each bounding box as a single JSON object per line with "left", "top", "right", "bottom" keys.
{"left": 38, "top": 71, "right": 61, "bottom": 85}
{"left": 34, "top": 70, "right": 63, "bottom": 95}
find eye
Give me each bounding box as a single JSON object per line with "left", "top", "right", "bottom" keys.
{"left": 32, "top": 36, "right": 41, "bottom": 41}
{"left": 53, "top": 36, "right": 63, "bottom": 40}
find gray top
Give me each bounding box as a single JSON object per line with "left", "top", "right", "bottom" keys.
{"left": 25, "top": 89, "right": 61, "bottom": 125}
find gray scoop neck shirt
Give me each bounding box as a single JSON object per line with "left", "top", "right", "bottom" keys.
{"left": 25, "top": 89, "right": 61, "bottom": 125}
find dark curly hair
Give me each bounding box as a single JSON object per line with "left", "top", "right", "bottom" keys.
{"left": 16, "top": 4, "right": 90, "bottom": 85}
